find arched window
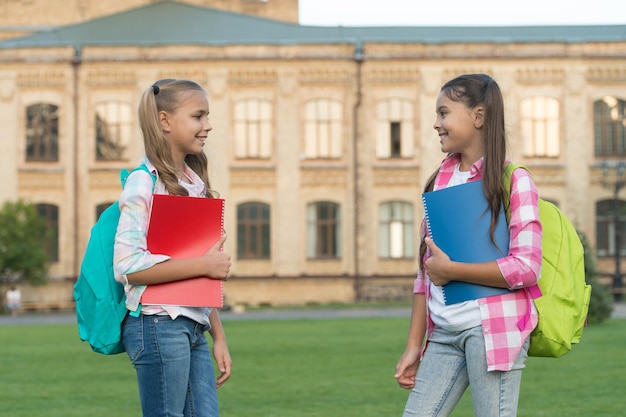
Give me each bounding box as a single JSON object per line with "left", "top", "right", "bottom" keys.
{"left": 237, "top": 202, "right": 270, "bottom": 259}
{"left": 95, "top": 101, "right": 132, "bottom": 161}
{"left": 594, "top": 96, "right": 626, "bottom": 157}
{"left": 307, "top": 202, "right": 341, "bottom": 259}
{"left": 379, "top": 201, "right": 415, "bottom": 259}
{"left": 376, "top": 98, "right": 414, "bottom": 159}
{"left": 26, "top": 103, "right": 59, "bottom": 162}
{"left": 35, "top": 203, "right": 59, "bottom": 262}
{"left": 304, "top": 98, "right": 342, "bottom": 159}
{"left": 520, "top": 96, "right": 560, "bottom": 157}
{"left": 234, "top": 98, "right": 273, "bottom": 159}
{"left": 596, "top": 199, "right": 626, "bottom": 257}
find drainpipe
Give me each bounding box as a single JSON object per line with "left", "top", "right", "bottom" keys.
{"left": 352, "top": 41, "right": 363, "bottom": 300}
{"left": 72, "top": 45, "right": 82, "bottom": 278}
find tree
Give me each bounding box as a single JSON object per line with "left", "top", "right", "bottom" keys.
{"left": 0, "top": 200, "right": 49, "bottom": 296}
{"left": 578, "top": 230, "right": 614, "bottom": 324}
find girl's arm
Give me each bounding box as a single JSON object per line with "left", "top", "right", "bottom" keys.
{"left": 395, "top": 293, "right": 427, "bottom": 390}
{"left": 114, "top": 170, "right": 231, "bottom": 286}
{"left": 208, "top": 308, "right": 232, "bottom": 388}
{"left": 126, "top": 234, "right": 231, "bottom": 285}
{"left": 423, "top": 238, "right": 508, "bottom": 287}
{"left": 423, "top": 169, "right": 542, "bottom": 290}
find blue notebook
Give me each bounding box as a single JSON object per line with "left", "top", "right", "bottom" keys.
{"left": 422, "top": 180, "right": 511, "bottom": 305}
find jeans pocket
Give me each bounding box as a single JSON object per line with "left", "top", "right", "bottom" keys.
{"left": 122, "top": 315, "right": 145, "bottom": 362}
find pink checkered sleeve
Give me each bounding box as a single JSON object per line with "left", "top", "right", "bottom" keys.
{"left": 497, "top": 168, "right": 542, "bottom": 290}
{"left": 479, "top": 291, "right": 538, "bottom": 371}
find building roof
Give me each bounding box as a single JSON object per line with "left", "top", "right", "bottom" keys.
{"left": 1, "top": 0, "right": 625, "bottom": 49}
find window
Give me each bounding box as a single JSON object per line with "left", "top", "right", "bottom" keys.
{"left": 307, "top": 202, "right": 341, "bottom": 259}
{"left": 596, "top": 199, "right": 626, "bottom": 257}
{"left": 304, "top": 98, "right": 342, "bottom": 159}
{"left": 26, "top": 103, "right": 59, "bottom": 162}
{"left": 95, "top": 202, "right": 114, "bottom": 222}
{"left": 36, "top": 203, "right": 59, "bottom": 262}
{"left": 378, "top": 201, "right": 415, "bottom": 259}
{"left": 234, "top": 99, "right": 273, "bottom": 159}
{"left": 390, "top": 122, "right": 402, "bottom": 158}
{"left": 237, "top": 202, "right": 270, "bottom": 259}
{"left": 376, "top": 98, "right": 414, "bottom": 159}
{"left": 520, "top": 97, "right": 560, "bottom": 157}
{"left": 95, "top": 101, "right": 132, "bottom": 161}
{"left": 594, "top": 97, "right": 626, "bottom": 157}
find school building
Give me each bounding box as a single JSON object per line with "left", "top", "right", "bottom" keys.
{"left": 1, "top": 0, "right": 625, "bottom": 309}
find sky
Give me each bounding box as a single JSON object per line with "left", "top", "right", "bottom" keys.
{"left": 299, "top": 0, "right": 626, "bottom": 27}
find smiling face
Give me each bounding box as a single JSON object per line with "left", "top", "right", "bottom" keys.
{"left": 160, "top": 90, "right": 212, "bottom": 160}
{"left": 433, "top": 90, "right": 484, "bottom": 157}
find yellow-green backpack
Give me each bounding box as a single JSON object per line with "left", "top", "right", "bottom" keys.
{"left": 504, "top": 163, "right": 592, "bottom": 358}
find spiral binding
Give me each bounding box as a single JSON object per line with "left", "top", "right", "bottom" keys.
{"left": 422, "top": 194, "right": 433, "bottom": 240}
{"left": 423, "top": 193, "right": 448, "bottom": 303}
{"left": 218, "top": 198, "right": 226, "bottom": 306}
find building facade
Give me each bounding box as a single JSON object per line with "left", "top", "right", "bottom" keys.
{"left": 1, "top": 0, "right": 625, "bottom": 306}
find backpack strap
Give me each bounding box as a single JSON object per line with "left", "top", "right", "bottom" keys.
{"left": 120, "top": 163, "right": 157, "bottom": 189}
{"left": 119, "top": 163, "right": 157, "bottom": 318}
{"left": 502, "top": 163, "right": 530, "bottom": 222}
{"left": 503, "top": 163, "right": 543, "bottom": 308}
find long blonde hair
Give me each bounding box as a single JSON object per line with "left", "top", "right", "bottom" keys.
{"left": 138, "top": 78, "right": 217, "bottom": 197}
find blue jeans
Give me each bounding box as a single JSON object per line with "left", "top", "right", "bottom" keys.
{"left": 122, "top": 314, "right": 219, "bottom": 417}
{"left": 402, "top": 325, "right": 529, "bottom": 417}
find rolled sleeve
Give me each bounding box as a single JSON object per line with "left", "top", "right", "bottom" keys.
{"left": 114, "top": 170, "right": 170, "bottom": 285}
{"left": 496, "top": 169, "right": 542, "bottom": 289}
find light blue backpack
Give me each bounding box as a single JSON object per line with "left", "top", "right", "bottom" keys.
{"left": 74, "top": 164, "right": 155, "bottom": 354}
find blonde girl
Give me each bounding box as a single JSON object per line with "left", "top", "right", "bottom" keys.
{"left": 114, "top": 79, "right": 231, "bottom": 417}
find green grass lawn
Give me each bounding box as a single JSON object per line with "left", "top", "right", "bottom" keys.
{"left": 0, "top": 316, "right": 624, "bottom": 417}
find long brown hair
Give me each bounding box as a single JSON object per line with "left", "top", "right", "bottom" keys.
{"left": 419, "top": 74, "right": 508, "bottom": 273}
{"left": 138, "top": 78, "right": 217, "bottom": 197}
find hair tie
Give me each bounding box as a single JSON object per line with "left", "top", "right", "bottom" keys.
{"left": 152, "top": 84, "right": 160, "bottom": 95}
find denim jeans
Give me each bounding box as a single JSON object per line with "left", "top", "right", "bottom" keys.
{"left": 122, "top": 314, "right": 219, "bottom": 417}
{"left": 402, "top": 325, "right": 529, "bottom": 417}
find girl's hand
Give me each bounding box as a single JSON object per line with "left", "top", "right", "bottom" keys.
{"left": 423, "top": 237, "right": 452, "bottom": 286}
{"left": 394, "top": 348, "right": 421, "bottom": 390}
{"left": 203, "top": 234, "right": 231, "bottom": 280}
{"left": 212, "top": 338, "right": 232, "bottom": 388}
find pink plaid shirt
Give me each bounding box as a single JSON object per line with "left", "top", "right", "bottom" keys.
{"left": 415, "top": 154, "right": 542, "bottom": 371}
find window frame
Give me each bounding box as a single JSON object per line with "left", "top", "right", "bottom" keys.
{"left": 234, "top": 98, "right": 273, "bottom": 159}
{"left": 307, "top": 201, "right": 341, "bottom": 259}
{"left": 378, "top": 201, "right": 415, "bottom": 259}
{"left": 237, "top": 202, "right": 271, "bottom": 260}
{"left": 303, "top": 98, "right": 343, "bottom": 159}
{"left": 375, "top": 98, "right": 415, "bottom": 159}
{"left": 596, "top": 199, "right": 626, "bottom": 257}
{"left": 594, "top": 96, "right": 626, "bottom": 157}
{"left": 520, "top": 96, "right": 560, "bottom": 158}
{"left": 36, "top": 203, "right": 59, "bottom": 263}
{"left": 94, "top": 100, "right": 133, "bottom": 162}
{"left": 25, "top": 103, "right": 59, "bottom": 162}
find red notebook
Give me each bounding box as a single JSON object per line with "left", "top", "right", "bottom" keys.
{"left": 141, "top": 194, "right": 225, "bottom": 308}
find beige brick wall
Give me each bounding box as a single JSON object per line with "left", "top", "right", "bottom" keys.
{"left": 2, "top": 4, "right": 626, "bottom": 306}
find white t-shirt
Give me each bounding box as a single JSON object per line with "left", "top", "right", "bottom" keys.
{"left": 428, "top": 163, "right": 482, "bottom": 331}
